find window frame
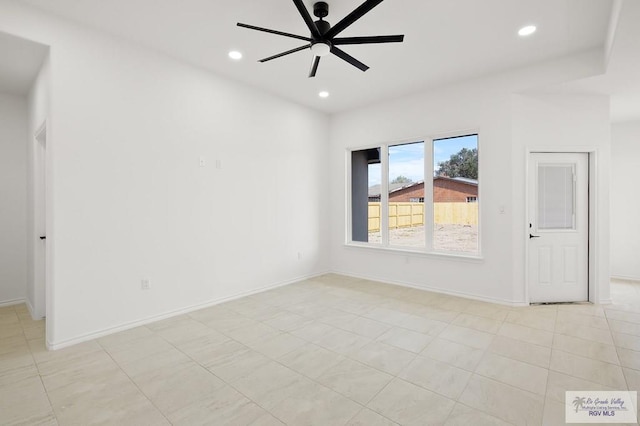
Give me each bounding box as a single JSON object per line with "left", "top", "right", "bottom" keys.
{"left": 346, "top": 131, "right": 482, "bottom": 259}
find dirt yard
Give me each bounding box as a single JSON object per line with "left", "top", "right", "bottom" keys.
{"left": 368, "top": 224, "right": 478, "bottom": 253}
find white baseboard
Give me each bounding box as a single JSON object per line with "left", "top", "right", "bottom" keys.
{"left": 332, "top": 270, "right": 529, "bottom": 307}
{"left": 47, "top": 271, "right": 329, "bottom": 351}
{"left": 0, "top": 297, "right": 25, "bottom": 308}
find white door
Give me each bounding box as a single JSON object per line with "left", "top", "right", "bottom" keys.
{"left": 528, "top": 153, "right": 589, "bottom": 303}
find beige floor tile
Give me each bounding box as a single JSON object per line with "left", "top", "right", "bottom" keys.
{"left": 607, "top": 309, "right": 640, "bottom": 325}
{"left": 223, "top": 322, "right": 280, "bottom": 345}
{"left": 549, "top": 350, "right": 627, "bottom": 389}
{"left": 363, "top": 306, "right": 411, "bottom": 326}
{"left": 444, "top": 403, "right": 512, "bottom": 426}
{"left": 155, "top": 318, "right": 221, "bottom": 346}
{"left": 609, "top": 318, "right": 640, "bottom": 336}
{"left": 289, "top": 321, "right": 336, "bottom": 343}
{"left": 439, "top": 324, "right": 495, "bottom": 350}
{"left": 133, "top": 362, "right": 226, "bottom": 415}
{"left": 558, "top": 303, "right": 606, "bottom": 316}
{"left": 464, "top": 302, "right": 510, "bottom": 321}
{"left": 624, "top": 367, "right": 640, "bottom": 392}
{"left": 316, "top": 327, "right": 372, "bottom": 356}
{"left": 250, "top": 412, "right": 286, "bottom": 425}
{"left": 230, "top": 360, "right": 307, "bottom": 410}
{"left": 168, "top": 384, "right": 265, "bottom": 425}
{"left": 475, "top": 353, "right": 548, "bottom": 395}
{"left": 346, "top": 408, "right": 399, "bottom": 426}
{"left": 0, "top": 347, "right": 36, "bottom": 377}
{"left": 541, "top": 396, "right": 569, "bottom": 426}
{"left": 202, "top": 341, "right": 271, "bottom": 382}
{"left": 97, "top": 325, "right": 154, "bottom": 349}
{"left": 452, "top": 313, "right": 502, "bottom": 334}
{"left": 414, "top": 306, "right": 461, "bottom": 323}
{"left": 106, "top": 334, "right": 175, "bottom": 366}
{"left": 618, "top": 347, "right": 640, "bottom": 371}
{"left": 367, "top": 378, "right": 455, "bottom": 426}
{"left": 555, "top": 321, "right": 614, "bottom": 345}
{"left": 0, "top": 334, "right": 28, "bottom": 356}
{"left": 263, "top": 311, "right": 313, "bottom": 332}
{"left": 269, "top": 378, "right": 362, "bottom": 426}
{"left": 246, "top": 332, "right": 307, "bottom": 359}
{"left": 459, "top": 375, "right": 544, "bottom": 425}
{"left": 505, "top": 309, "right": 556, "bottom": 332}
{"left": 0, "top": 376, "right": 55, "bottom": 425}
{"left": 337, "top": 315, "right": 391, "bottom": 339}
{"left": 546, "top": 371, "right": 615, "bottom": 403}
{"left": 172, "top": 329, "right": 231, "bottom": 360}
{"left": 498, "top": 322, "right": 554, "bottom": 347}
{"left": 398, "top": 314, "right": 448, "bottom": 336}
{"left": 614, "top": 331, "right": 640, "bottom": 351}
{"left": 556, "top": 311, "right": 610, "bottom": 330}
{"left": 351, "top": 341, "right": 416, "bottom": 375}
{"left": 399, "top": 356, "right": 472, "bottom": 399}
{"left": 421, "top": 337, "right": 485, "bottom": 371}
{"left": 316, "top": 358, "right": 393, "bottom": 404}
{"left": 376, "top": 326, "right": 433, "bottom": 353}
{"left": 277, "top": 343, "right": 345, "bottom": 379}
{"left": 0, "top": 323, "right": 23, "bottom": 340}
{"left": 552, "top": 333, "right": 619, "bottom": 365}
{"left": 118, "top": 347, "right": 191, "bottom": 379}
{"left": 488, "top": 335, "right": 551, "bottom": 368}
{"left": 40, "top": 350, "right": 121, "bottom": 392}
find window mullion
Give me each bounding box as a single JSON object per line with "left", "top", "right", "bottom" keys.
{"left": 425, "top": 139, "right": 434, "bottom": 251}
{"left": 381, "top": 145, "right": 390, "bottom": 247}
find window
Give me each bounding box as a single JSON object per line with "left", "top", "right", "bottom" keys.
{"left": 349, "top": 133, "right": 479, "bottom": 255}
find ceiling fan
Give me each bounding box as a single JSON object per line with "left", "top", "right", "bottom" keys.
{"left": 237, "top": 0, "right": 404, "bottom": 78}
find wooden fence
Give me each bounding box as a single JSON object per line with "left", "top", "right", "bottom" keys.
{"left": 368, "top": 202, "right": 478, "bottom": 232}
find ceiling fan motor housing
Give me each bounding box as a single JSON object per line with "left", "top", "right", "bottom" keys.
{"left": 313, "top": 2, "right": 329, "bottom": 19}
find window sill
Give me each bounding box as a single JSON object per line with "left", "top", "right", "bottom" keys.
{"left": 344, "top": 242, "right": 484, "bottom": 262}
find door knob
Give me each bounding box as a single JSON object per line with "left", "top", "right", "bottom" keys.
{"left": 529, "top": 234, "right": 540, "bottom": 239}
{"left": 39, "top": 236, "right": 46, "bottom": 240}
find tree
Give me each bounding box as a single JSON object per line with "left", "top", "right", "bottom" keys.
{"left": 390, "top": 175, "right": 412, "bottom": 184}
{"left": 436, "top": 148, "right": 478, "bottom": 179}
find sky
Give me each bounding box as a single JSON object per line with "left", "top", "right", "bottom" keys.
{"left": 368, "top": 134, "right": 478, "bottom": 186}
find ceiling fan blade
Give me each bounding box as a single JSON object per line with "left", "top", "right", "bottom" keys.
{"left": 330, "top": 46, "right": 369, "bottom": 72}
{"left": 325, "top": 0, "right": 384, "bottom": 39}
{"left": 237, "top": 23, "right": 311, "bottom": 42}
{"left": 332, "top": 35, "right": 404, "bottom": 45}
{"left": 309, "top": 56, "right": 321, "bottom": 78}
{"left": 292, "top": 0, "right": 321, "bottom": 39}
{"left": 259, "top": 44, "right": 311, "bottom": 63}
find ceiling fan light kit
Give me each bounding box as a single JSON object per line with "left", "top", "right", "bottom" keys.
{"left": 237, "top": 0, "right": 405, "bottom": 78}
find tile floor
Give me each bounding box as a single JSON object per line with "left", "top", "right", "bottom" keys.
{"left": 1, "top": 274, "right": 640, "bottom": 425}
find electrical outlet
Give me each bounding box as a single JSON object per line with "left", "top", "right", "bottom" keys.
{"left": 297, "top": 252, "right": 303, "bottom": 261}
{"left": 141, "top": 279, "right": 151, "bottom": 290}
{"left": 199, "top": 156, "right": 206, "bottom": 167}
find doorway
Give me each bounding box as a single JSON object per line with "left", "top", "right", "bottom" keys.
{"left": 528, "top": 152, "right": 589, "bottom": 303}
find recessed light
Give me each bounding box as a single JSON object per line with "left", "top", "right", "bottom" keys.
{"left": 518, "top": 25, "right": 537, "bottom": 37}
{"left": 228, "top": 50, "right": 243, "bottom": 60}
{"left": 318, "top": 91, "right": 330, "bottom": 98}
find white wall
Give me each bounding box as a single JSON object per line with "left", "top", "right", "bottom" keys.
{"left": 511, "top": 93, "right": 611, "bottom": 303}
{"left": 0, "top": 2, "right": 330, "bottom": 348}
{"left": 329, "top": 57, "right": 610, "bottom": 305}
{"left": 0, "top": 92, "right": 28, "bottom": 305}
{"left": 611, "top": 121, "right": 640, "bottom": 281}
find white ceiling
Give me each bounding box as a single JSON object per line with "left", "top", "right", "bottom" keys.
{"left": 16, "top": 0, "right": 613, "bottom": 113}
{"left": 556, "top": 0, "right": 640, "bottom": 122}
{"left": 0, "top": 31, "right": 48, "bottom": 95}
